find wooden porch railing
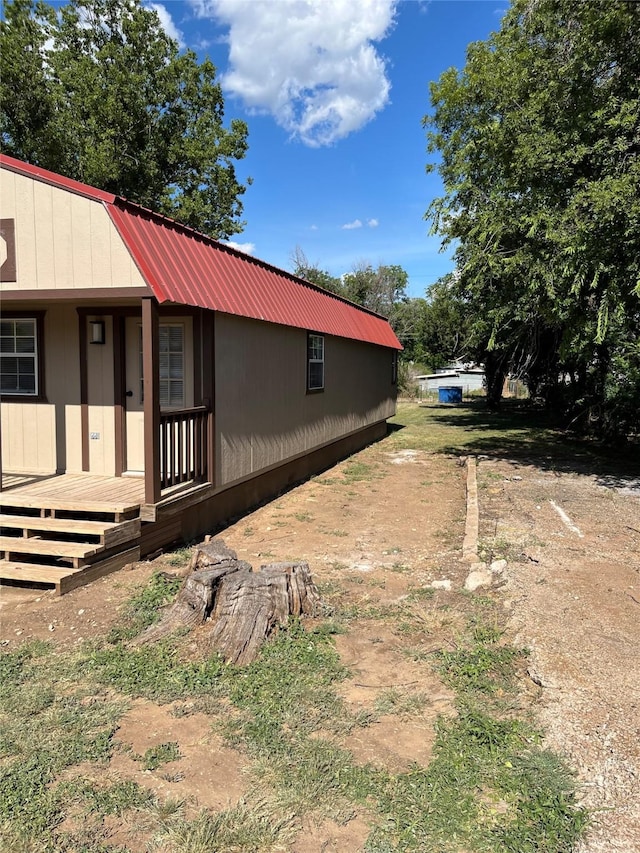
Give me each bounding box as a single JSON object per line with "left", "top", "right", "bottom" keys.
{"left": 159, "top": 406, "right": 210, "bottom": 490}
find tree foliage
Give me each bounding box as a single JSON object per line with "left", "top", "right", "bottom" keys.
{"left": 0, "top": 0, "right": 250, "bottom": 238}
{"left": 420, "top": 275, "right": 469, "bottom": 371}
{"left": 425, "top": 0, "right": 640, "bottom": 433}
{"left": 290, "top": 247, "right": 344, "bottom": 295}
{"left": 390, "top": 275, "right": 470, "bottom": 371}
{"left": 341, "top": 262, "right": 409, "bottom": 318}
{"left": 292, "top": 253, "right": 426, "bottom": 357}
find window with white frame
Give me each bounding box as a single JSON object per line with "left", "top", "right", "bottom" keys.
{"left": 0, "top": 317, "right": 39, "bottom": 396}
{"left": 139, "top": 323, "right": 185, "bottom": 408}
{"left": 307, "top": 333, "right": 324, "bottom": 391}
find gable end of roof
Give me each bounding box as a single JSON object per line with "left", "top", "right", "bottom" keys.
{"left": 0, "top": 153, "right": 116, "bottom": 204}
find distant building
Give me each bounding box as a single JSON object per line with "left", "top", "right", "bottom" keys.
{"left": 414, "top": 364, "right": 485, "bottom": 394}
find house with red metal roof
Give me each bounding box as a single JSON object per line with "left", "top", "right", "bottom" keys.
{"left": 0, "top": 154, "right": 401, "bottom": 593}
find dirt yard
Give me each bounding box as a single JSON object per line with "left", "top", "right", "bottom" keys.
{"left": 475, "top": 455, "right": 640, "bottom": 853}
{"left": 1, "top": 401, "right": 638, "bottom": 852}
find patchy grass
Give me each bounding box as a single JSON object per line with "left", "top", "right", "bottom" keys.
{"left": 374, "top": 689, "right": 431, "bottom": 717}
{"left": 437, "top": 626, "right": 527, "bottom": 700}
{"left": 0, "top": 641, "right": 132, "bottom": 845}
{"left": 293, "top": 512, "right": 314, "bottom": 523}
{"left": 0, "top": 582, "right": 587, "bottom": 853}
{"left": 165, "top": 545, "right": 193, "bottom": 569}
{"left": 85, "top": 641, "right": 226, "bottom": 703}
{"left": 108, "top": 571, "right": 183, "bottom": 642}
{"left": 369, "top": 708, "right": 586, "bottom": 853}
{"left": 390, "top": 400, "right": 640, "bottom": 477}
{"left": 0, "top": 400, "right": 592, "bottom": 852}
{"left": 342, "top": 460, "right": 382, "bottom": 483}
{"left": 138, "top": 742, "right": 182, "bottom": 771}
{"left": 388, "top": 400, "right": 560, "bottom": 459}
{"left": 145, "top": 798, "right": 298, "bottom": 853}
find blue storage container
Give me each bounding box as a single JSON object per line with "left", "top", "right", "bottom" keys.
{"left": 438, "top": 386, "right": 463, "bottom": 404}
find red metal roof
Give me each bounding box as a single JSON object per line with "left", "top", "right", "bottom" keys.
{"left": 0, "top": 153, "right": 116, "bottom": 204}
{"left": 0, "top": 154, "right": 402, "bottom": 349}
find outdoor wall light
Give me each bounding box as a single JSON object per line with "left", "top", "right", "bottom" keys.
{"left": 89, "top": 319, "right": 106, "bottom": 344}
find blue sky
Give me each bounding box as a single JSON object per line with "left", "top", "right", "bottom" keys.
{"left": 153, "top": 0, "right": 505, "bottom": 298}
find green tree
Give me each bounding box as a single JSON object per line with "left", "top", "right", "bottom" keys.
{"left": 290, "top": 246, "right": 344, "bottom": 295}
{"left": 342, "top": 262, "right": 408, "bottom": 318}
{"left": 390, "top": 297, "right": 429, "bottom": 364}
{"left": 420, "top": 275, "right": 469, "bottom": 372}
{"left": 0, "top": 0, "right": 250, "bottom": 238}
{"left": 425, "top": 0, "right": 640, "bottom": 430}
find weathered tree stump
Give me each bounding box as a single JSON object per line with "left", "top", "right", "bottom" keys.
{"left": 132, "top": 541, "right": 321, "bottom": 664}
{"left": 187, "top": 537, "right": 241, "bottom": 574}
{"left": 131, "top": 561, "right": 245, "bottom": 646}
{"left": 209, "top": 561, "right": 320, "bottom": 665}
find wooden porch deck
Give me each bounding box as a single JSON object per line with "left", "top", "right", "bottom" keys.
{"left": 0, "top": 473, "right": 146, "bottom": 594}
{"left": 0, "top": 472, "right": 145, "bottom": 518}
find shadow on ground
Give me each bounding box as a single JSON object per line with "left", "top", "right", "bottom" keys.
{"left": 424, "top": 399, "right": 640, "bottom": 490}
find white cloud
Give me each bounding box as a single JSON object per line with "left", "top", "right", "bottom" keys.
{"left": 224, "top": 240, "right": 256, "bottom": 255}
{"left": 367, "top": 218, "right": 379, "bottom": 228}
{"left": 190, "top": 0, "right": 397, "bottom": 146}
{"left": 146, "top": 3, "right": 185, "bottom": 47}
{"left": 310, "top": 224, "right": 319, "bottom": 231}
{"left": 342, "top": 219, "right": 363, "bottom": 230}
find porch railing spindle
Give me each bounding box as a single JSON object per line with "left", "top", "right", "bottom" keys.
{"left": 159, "top": 405, "right": 209, "bottom": 493}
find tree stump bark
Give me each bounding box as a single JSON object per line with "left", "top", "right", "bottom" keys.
{"left": 131, "top": 561, "right": 244, "bottom": 646}
{"left": 259, "top": 561, "right": 321, "bottom": 617}
{"left": 132, "top": 541, "right": 321, "bottom": 664}
{"left": 187, "top": 537, "right": 242, "bottom": 574}
{"left": 207, "top": 568, "right": 286, "bottom": 664}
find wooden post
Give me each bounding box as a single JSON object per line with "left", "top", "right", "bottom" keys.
{"left": 113, "top": 311, "right": 125, "bottom": 477}
{"left": 202, "top": 311, "right": 215, "bottom": 485}
{"left": 78, "top": 310, "right": 90, "bottom": 472}
{"left": 142, "top": 297, "right": 161, "bottom": 504}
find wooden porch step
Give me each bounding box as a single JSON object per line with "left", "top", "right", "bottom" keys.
{"left": 0, "top": 546, "right": 141, "bottom": 595}
{"left": 0, "top": 515, "right": 140, "bottom": 549}
{"left": 0, "top": 495, "right": 140, "bottom": 520}
{"left": 0, "top": 562, "right": 81, "bottom": 585}
{"left": 0, "top": 535, "right": 101, "bottom": 561}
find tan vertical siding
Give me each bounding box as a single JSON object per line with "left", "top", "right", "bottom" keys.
{"left": 0, "top": 169, "right": 146, "bottom": 291}
{"left": 0, "top": 402, "right": 56, "bottom": 473}
{"left": 9, "top": 169, "right": 37, "bottom": 285}
{"left": 0, "top": 306, "right": 125, "bottom": 475}
{"left": 1, "top": 304, "right": 82, "bottom": 473}
{"left": 89, "top": 195, "right": 113, "bottom": 287}
{"left": 33, "top": 179, "right": 56, "bottom": 288}
{"left": 52, "top": 188, "right": 73, "bottom": 289}
{"left": 86, "top": 315, "right": 116, "bottom": 475}
{"left": 214, "top": 314, "right": 396, "bottom": 487}
{"left": 70, "top": 192, "right": 93, "bottom": 287}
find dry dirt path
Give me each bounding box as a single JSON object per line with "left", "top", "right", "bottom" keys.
{"left": 1, "top": 410, "right": 638, "bottom": 852}
{"left": 476, "top": 457, "right": 640, "bottom": 853}
{"left": 0, "top": 439, "right": 470, "bottom": 853}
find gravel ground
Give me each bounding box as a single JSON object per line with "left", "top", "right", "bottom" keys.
{"left": 476, "top": 458, "right": 640, "bottom": 853}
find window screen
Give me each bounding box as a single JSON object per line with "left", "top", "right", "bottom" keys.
{"left": 307, "top": 333, "right": 324, "bottom": 391}
{"left": 139, "top": 323, "right": 185, "bottom": 408}
{"left": 0, "top": 318, "right": 38, "bottom": 395}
